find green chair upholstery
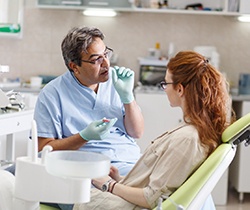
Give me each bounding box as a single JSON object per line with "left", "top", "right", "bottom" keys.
{"left": 40, "top": 204, "right": 60, "bottom": 210}
{"left": 154, "top": 112, "right": 250, "bottom": 210}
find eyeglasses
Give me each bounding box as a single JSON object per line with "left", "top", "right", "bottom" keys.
{"left": 81, "top": 47, "right": 113, "bottom": 65}
{"left": 160, "top": 81, "right": 175, "bottom": 90}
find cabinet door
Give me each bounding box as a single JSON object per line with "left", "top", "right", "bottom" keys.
{"left": 37, "top": 0, "right": 82, "bottom": 6}
{"left": 135, "top": 92, "right": 182, "bottom": 152}
{"left": 230, "top": 100, "right": 250, "bottom": 198}
{"left": 242, "top": 101, "right": 250, "bottom": 115}
{"left": 237, "top": 101, "right": 250, "bottom": 191}
{"left": 239, "top": 0, "right": 250, "bottom": 14}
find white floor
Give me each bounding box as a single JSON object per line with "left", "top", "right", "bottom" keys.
{"left": 216, "top": 187, "right": 250, "bottom": 210}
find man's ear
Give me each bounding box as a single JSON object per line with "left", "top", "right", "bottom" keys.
{"left": 69, "top": 62, "right": 79, "bottom": 74}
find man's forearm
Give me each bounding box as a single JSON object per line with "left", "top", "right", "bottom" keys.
{"left": 124, "top": 100, "right": 144, "bottom": 139}
{"left": 38, "top": 134, "right": 87, "bottom": 151}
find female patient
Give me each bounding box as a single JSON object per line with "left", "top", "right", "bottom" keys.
{"left": 74, "top": 51, "right": 234, "bottom": 210}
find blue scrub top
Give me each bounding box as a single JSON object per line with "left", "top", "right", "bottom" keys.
{"left": 34, "top": 70, "right": 141, "bottom": 166}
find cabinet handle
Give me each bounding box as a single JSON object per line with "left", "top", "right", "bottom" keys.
{"left": 88, "top": 1, "right": 109, "bottom": 6}
{"left": 61, "top": 1, "right": 81, "bottom": 5}
{"left": 17, "top": 122, "right": 20, "bottom": 126}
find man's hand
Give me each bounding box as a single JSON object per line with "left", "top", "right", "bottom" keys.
{"left": 79, "top": 118, "right": 117, "bottom": 141}
{"left": 111, "top": 66, "right": 135, "bottom": 104}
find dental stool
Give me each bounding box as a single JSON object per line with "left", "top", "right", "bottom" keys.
{"left": 154, "top": 112, "right": 250, "bottom": 210}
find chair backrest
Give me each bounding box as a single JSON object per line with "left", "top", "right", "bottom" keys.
{"left": 156, "top": 112, "right": 250, "bottom": 210}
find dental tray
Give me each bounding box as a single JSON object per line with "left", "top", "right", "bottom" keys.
{"left": 45, "top": 151, "right": 110, "bottom": 179}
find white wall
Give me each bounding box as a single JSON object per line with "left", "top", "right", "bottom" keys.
{"left": 0, "top": 0, "right": 250, "bottom": 87}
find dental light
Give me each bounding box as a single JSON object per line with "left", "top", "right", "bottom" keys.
{"left": 83, "top": 9, "right": 117, "bottom": 17}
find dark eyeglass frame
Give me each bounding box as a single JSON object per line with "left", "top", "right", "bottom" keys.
{"left": 81, "top": 47, "right": 113, "bottom": 65}
{"left": 160, "top": 81, "right": 175, "bottom": 90}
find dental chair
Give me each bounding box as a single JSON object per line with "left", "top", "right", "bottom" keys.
{"left": 38, "top": 113, "right": 250, "bottom": 210}
{"left": 154, "top": 112, "right": 250, "bottom": 210}
{"left": 1, "top": 113, "right": 250, "bottom": 210}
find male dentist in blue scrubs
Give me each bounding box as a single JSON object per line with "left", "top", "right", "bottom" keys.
{"left": 33, "top": 26, "right": 144, "bottom": 209}
{"left": 34, "top": 26, "right": 144, "bottom": 176}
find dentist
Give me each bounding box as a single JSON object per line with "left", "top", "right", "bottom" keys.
{"left": 34, "top": 26, "right": 144, "bottom": 209}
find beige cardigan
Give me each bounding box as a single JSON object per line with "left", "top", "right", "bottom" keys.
{"left": 74, "top": 123, "right": 207, "bottom": 210}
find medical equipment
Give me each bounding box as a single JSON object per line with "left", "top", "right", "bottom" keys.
{"left": 0, "top": 120, "right": 110, "bottom": 210}
{"left": 0, "top": 89, "right": 9, "bottom": 108}
{"left": 0, "top": 88, "right": 25, "bottom": 111}
{"left": 153, "top": 112, "right": 250, "bottom": 210}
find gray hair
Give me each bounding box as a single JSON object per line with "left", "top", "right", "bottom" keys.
{"left": 61, "top": 26, "right": 105, "bottom": 71}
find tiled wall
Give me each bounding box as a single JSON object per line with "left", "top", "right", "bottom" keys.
{"left": 0, "top": 0, "right": 250, "bottom": 87}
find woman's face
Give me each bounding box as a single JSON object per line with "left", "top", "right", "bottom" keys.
{"left": 164, "top": 70, "right": 182, "bottom": 107}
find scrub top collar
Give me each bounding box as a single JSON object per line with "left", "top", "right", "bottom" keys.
{"left": 70, "top": 70, "right": 85, "bottom": 87}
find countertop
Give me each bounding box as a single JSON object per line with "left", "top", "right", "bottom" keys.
{"left": 1, "top": 86, "right": 42, "bottom": 93}
{"left": 231, "top": 95, "right": 250, "bottom": 101}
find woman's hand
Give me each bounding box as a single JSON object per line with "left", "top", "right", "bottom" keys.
{"left": 92, "top": 176, "right": 112, "bottom": 191}
{"left": 109, "top": 165, "right": 122, "bottom": 182}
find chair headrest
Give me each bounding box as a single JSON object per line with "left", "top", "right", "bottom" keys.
{"left": 222, "top": 112, "right": 250, "bottom": 144}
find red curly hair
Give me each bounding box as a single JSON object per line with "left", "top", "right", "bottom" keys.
{"left": 167, "top": 51, "right": 234, "bottom": 155}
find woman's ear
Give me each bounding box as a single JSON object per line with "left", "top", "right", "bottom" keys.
{"left": 177, "top": 83, "right": 185, "bottom": 97}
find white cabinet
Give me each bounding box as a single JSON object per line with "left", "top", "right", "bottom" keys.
{"left": 135, "top": 90, "right": 182, "bottom": 152}
{"left": 0, "top": 109, "right": 34, "bottom": 168}
{"left": 239, "top": 0, "right": 250, "bottom": 14}
{"left": 37, "top": 0, "right": 82, "bottom": 6}
{"left": 37, "top": 0, "right": 133, "bottom": 9}
{"left": 229, "top": 100, "right": 250, "bottom": 202}
{"left": 0, "top": 90, "right": 39, "bottom": 168}
{"left": 36, "top": 0, "right": 243, "bottom": 16}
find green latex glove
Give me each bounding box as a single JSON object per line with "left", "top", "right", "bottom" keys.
{"left": 79, "top": 118, "right": 117, "bottom": 141}
{"left": 111, "top": 66, "right": 135, "bottom": 104}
